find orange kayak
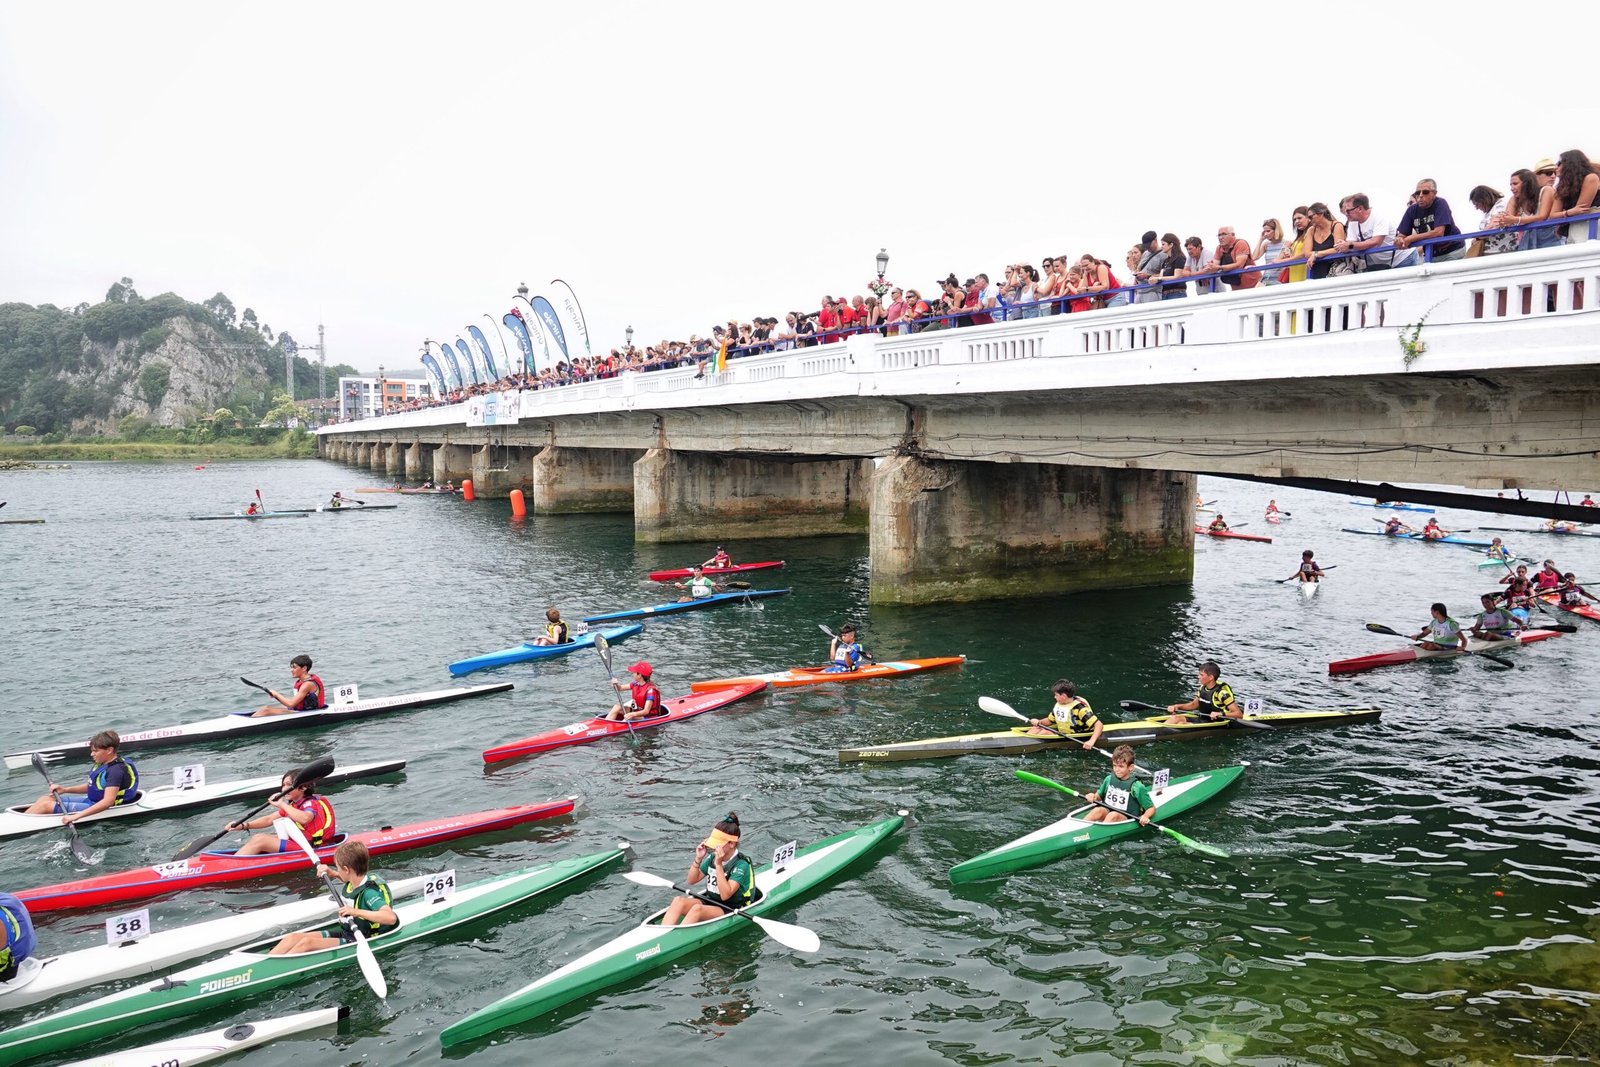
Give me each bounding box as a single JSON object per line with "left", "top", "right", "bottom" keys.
{"left": 691, "top": 656, "right": 965, "bottom": 692}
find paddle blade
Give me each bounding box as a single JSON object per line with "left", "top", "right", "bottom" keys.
{"left": 1158, "top": 825, "right": 1230, "bottom": 858}
{"left": 1118, "top": 700, "right": 1165, "bottom": 713}
{"left": 594, "top": 632, "right": 612, "bottom": 671}
{"left": 816, "top": 623, "right": 837, "bottom": 640}
{"left": 293, "top": 756, "right": 336, "bottom": 787}
{"left": 1364, "top": 623, "right": 1404, "bottom": 637}
{"left": 1475, "top": 652, "right": 1516, "bottom": 669}
{"left": 29, "top": 751, "right": 52, "bottom": 783}
{"left": 1543, "top": 624, "right": 1579, "bottom": 633}
{"left": 351, "top": 929, "right": 388, "bottom": 999}
{"left": 977, "top": 696, "right": 1026, "bottom": 722}
{"left": 1014, "top": 769, "right": 1081, "bottom": 798}
{"left": 280, "top": 819, "right": 322, "bottom": 864}
{"left": 623, "top": 870, "right": 678, "bottom": 890}
{"left": 240, "top": 676, "right": 272, "bottom": 694}
{"left": 67, "top": 829, "right": 97, "bottom": 865}
{"left": 748, "top": 914, "right": 821, "bottom": 953}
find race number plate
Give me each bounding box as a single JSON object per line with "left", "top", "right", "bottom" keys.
{"left": 333, "top": 684, "right": 360, "bottom": 705}
{"left": 106, "top": 908, "right": 151, "bottom": 946}
{"left": 771, "top": 840, "right": 797, "bottom": 873}
{"left": 425, "top": 869, "right": 457, "bottom": 902}
{"left": 1152, "top": 768, "right": 1171, "bottom": 792}
{"left": 1243, "top": 697, "right": 1264, "bottom": 716}
{"left": 1105, "top": 786, "right": 1131, "bottom": 812}
{"left": 172, "top": 763, "right": 205, "bottom": 790}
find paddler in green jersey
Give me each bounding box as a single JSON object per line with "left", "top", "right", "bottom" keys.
{"left": 674, "top": 564, "right": 723, "bottom": 603}
{"left": 269, "top": 840, "right": 397, "bottom": 955}
{"left": 1027, "top": 679, "right": 1103, "bottom": 748}
{"left": 661, "top": 812, "right": 755, "bottom": 926}
{"left": 1163, "top": 661, "right": 1241, "bottom": 724}
{"left": 1412, "top": 602, "right": 1468, "bottom": 651}
{"left": 1471, "top": 592, "right": 1526, "bottom": 640}
{"left": 1083, "top": 745, "right": 1156, "bottom": 825}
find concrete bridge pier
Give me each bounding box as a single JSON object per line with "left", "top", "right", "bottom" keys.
{"left": 432, "top": 444, "right": 472, "bottom": 486}
{"left": 633, "top": 447, "right": 872, "bottom": 543}
{"left": 868, "top": 455, "right": 1195, "bottom": 605}
{"left": 403, "top": 441, "right": 433, "bottom": 481}
{"left": 383, "top": 442, "right": 402, "bottom": 476}
{"left": 469, "top": 441, "right": 534, "bottom": 498}
{"left": 532, "top": 446, "right": 640, "bottom": 514}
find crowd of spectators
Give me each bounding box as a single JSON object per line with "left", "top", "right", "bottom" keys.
{"left": 369, "top": 148, "right": 1600, "bottom": 418}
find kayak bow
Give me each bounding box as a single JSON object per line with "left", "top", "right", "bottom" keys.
{"left": 690, "top": 656, "right": 965, "bottom": 692}
{"left": 448, "top": 624, "right": 644, "bottom": 677}
{"left": 647, "top": 561, "right": 786, "bottom": 582}
{"left": 581, "top": 588, "right": 791, "bottom": 624}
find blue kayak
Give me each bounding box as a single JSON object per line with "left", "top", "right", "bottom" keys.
{"left": 1347, "top": 501, "right": 1435, "bottom": 512}
{"left": 447, "top": 623, "right": 644, "bottom": 677}
{"left": 1340, "top": 527, "right": 1491, "bottom": 548}
{"left": 582, "top": 588, "right": 792, "bottom": 623}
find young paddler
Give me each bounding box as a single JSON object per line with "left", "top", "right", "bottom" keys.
{"left": 23, "top": 730, "right": 139, "bottom": 823}
{"left": 1082, "top": 745, "right": 1156, "bottom": 825}
{"left": 229, "top": 766, "right": 336, "bottom": 856}
{"left": 269, "top": 841, "right": 397, "bottom": 955}
{"left": 1412, "top": 603, "right": 1468, "bottom": 651}
{"left": 674, "top": 565, "right": 721, "bottom": 603}
{"left": 1163, "top": 661, "right": 1241, "bottom": 724}
{"left": 252, "top": 654, "right": 327, "bottom": 717}
{"left": 1283, "top": 549, "right": 1324, "bottom": 586}
{"left": 605, "top": 662, "right": 663, "bottom": 722}
{"left": 826, "top": 624, "right": 869, "bottom": 673}
{"left": 660, "top": 812, "right": 753, "bottom": 926}
{"left": 1027, "top": 679, "right": 1103, "bottom": 748}
{"left": 0, "top": 892, "right": 37, "bottom": 984}
{"left": 529, "top": 607, "right": 572, "bottom": 646}
{"left": 1471, "top": 592, "right": 1526, "bottom": 640}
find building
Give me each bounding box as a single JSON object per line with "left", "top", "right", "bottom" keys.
{"left": 338, "top": 374, "right": 432, "bottom": 421}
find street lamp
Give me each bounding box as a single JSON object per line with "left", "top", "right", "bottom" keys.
{"left": 377, "top": 363, "right": 385, "bottom": 415}
{"left": 517, "top": 281, "right": 530, "bottom": 300}
{"left": 625, "top": 325, "right": 634, "bottom": 349}
{"left": 875, "top": 248, "right": 890, "bottom": 281}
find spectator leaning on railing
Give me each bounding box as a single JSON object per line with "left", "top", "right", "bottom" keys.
{"left": 1393, "top": 179, "right": 1465, "bottom": 262}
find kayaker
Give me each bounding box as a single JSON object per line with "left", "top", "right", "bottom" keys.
{"left": 245, "top": 501, "right": 260, "bottom": 515}
{"left": 1383, "top": 516, "right": 1411, "bottom": 536}
{"left": 1082, "top": 745, "right": 1157, "bottom": 826}
{"left": 660, "top": 812, "right": 754, "bottom": 925}
{"left": 605, "top": 662, "right": 663, "bottom": 722}
{"left": 1420, "top": 517, "right": 1450, "bottom": 541}
{"left": 1498, "top": 563, "right": 1532, "bottom": 588}
{"left": 1542, "top": 519, "right": 1579, "bottom": 533}
{"left": 22, "top": 730, "right": 140, "bottom": 823}
{"left": 1471, "top": 592, "right": 1526, "bottom": 641}
{"left": 674, "top": 565, "right": 721, "bottom": 603}
{"left": 1485, "top": 537, "right": 1514, "bottom": 562}
{"left": 0, "top": 892, "right": 37, "bottom": 983}
{"left": 702, "top": 546, "right": 733, "bottom": 569}
{"left": 1411, "top": 603, "right": 1468, "bottom": 651}
{"left": 1535, "top": 560, "right": 1563, "bottom": 592}
{"left": 1283, "top": 549, "right": 1324, "bottom": 585}
{"left": 1498, "top": 572, "right": 1537, "bottom": 623}
{"left": 1207, "top": 514, "right": 1230, "bottom": 532}
{"left": 230, "top": 767, "right": 336, "bottom": 856}
{"left": 1581, "top": 494, "right": 1595, "bottom": 507}
{"left": 327, "top": 491, "right": 345, "bottom": 509}
{"left": 827, "top": 624, "right": 870, "bottom": 673}
{"left": 1265, "top": 499, "right": 1281, "bottom": 517}
{"left": 252, "top": 654, "right": 327, "bottom": 717}
{"left": 529, "top": 607, "right": 572, "bottom": 646}
{"left": 1163, "top": 661, "right": 1241, "bottom": 723}
{"left": 1557, "top": 572, "right": 1599, "bottom": 608}
{"left": 1027, "top": 678, "right": 1103, "bottom": 747}
{"left": 267, "top": 841, "right": 398, "bottom": 955}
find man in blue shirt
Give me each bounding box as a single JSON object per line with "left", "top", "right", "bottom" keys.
{"left": 1394, "top": 179, "right": 1465, "bottom": 261}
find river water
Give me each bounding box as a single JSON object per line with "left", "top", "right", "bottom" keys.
{"left": 2, "top": 461, "right": 1596, "bottom": 1066}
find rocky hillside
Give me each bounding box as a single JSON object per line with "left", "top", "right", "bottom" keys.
{"left": 0, "top": 279, "right": 356, "bottom": 435}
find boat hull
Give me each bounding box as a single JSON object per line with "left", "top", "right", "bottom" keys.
{"left": 448, "top": 624, "right": 643, "bottom": 677}
{"left": 1339, "top": 528, "right": 1491, "bottom": 548}
{"left": 1479, "top": 524, "right": 1600, "bottom": 539}
{"left": 581, "top": 588, "right": 791, "bottom": 624}
{"left": 1538, "top": 593, "right": 1600, "bottom": 623}
{"left": 1193, "top": 527, "right": 1272, "bottom": 543}
{"left": 690, "top": 656, "right": 965, "bottom": 692}
{"left": 838, "top": 709, "right": 1382, "bottom": 762}
{"left": 15, "top": 800, "right": 578, "bottom": 913}
{"left": 647, "top": 561, "right": 786, "bottom": 582}
{"left": 439, "top": 815, "right": 902, "bottom": 1047}
{"left": 1328, "top": 629, "right": 1563, "bottom": 675}
{"left": 949, "top": 766, "right": 1244, "bottom": 883}
{"left": 57, "top": 1006, "right": 348, "bottom": 1067}
{"left": 1, "top": 851, "right": 624, "bottom": 1066}
{"left": 5, "top": 683, "right": 513, "bottom": 770}
{"left": 483, "top": 683, "right": 768, "bottom": 763}
{"left": 188, "top": 512, "right": 306, "bottom": 521}
{"left": 1347, "top": 501, "right": 1435, "bottom": 512}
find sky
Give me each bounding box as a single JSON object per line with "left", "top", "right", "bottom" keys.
{"left": 1, "top": 1, "right": 1593, "bottom": 379}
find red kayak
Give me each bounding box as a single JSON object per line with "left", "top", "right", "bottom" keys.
{"left": 483, "top": 682, "right": 767, "bottom": 763}
{"left": 16, "top": 800, "right": 575, "bottom": 913}
{"left": 1327, "top": 629, "right": 1563, "bottom": 675}
{"left": 1194, "top": 526, "right": 1273, "bottom": 544}
{"left": 647, "top": 561, "right": 785, "bottom": 582}
{"left": 1539, "top": 592, "right": 1600, "bottom": 623}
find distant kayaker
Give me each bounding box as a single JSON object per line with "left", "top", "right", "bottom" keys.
{"left": 230, "top": 766, "right": 336, "bottom": 856}
{"left": 421, "top": 480, "right": 435, "bottom": 489}
{"left": 1383, "top": 516, "right": 1411, "bottom": 536}
{"left": 1419, "top": 517, "right": 1450, "bottom": 541}
{"left": 660, "top": 812, "right": 753, "bottom": 926}
{"left": 22, "top": 730, "right": 139, "bottom": 824}
{"left": 1412, "top": 603, "right": 1468, "bottom": 651}
{"left": 827, "top": 624, "right": 869, "bottom": 673}
{"left": 252, "top": 655, "right": 327, "bottom": 717}
{"left": 1557, "top": 573, "right": 1599, "bottom": 608}
{"left": 267, "top": 840, "right": 398, "bottom": 955}
{"left": 1535, "top": 560, "right": 1563, "bottom": 592}
{"left": 0, "top": 892, "right": 37, "bottom": 983}
{"left": 1082, "top": 745, "right": 1156, "bottom": 826}
{"left": 1581, "top": 494, "right": 1595, "bottom": 507}
{"left": 605, "top": 661, "right": 663, "bottom": 722}
{"left": 1163, "top": 661, "right": 1241, "bottom": 724}
{"left": 1542, "top": 519, "right": 1579, "bottom": 533}
{"left": 1207, "top": 514, "right": 1230, "bottom": 532}
{"left": 1284, "top": 549, "right": 1324, "bottom": 585}
{"left": 529, "top": 607, "right": 572, "bottom": 646}
{"left": 675, "top": 565, "right": 721, "bottom": 603}
{"left": 1028, "top": 679, "right": 1103, "bottom": 748}
{"left": 1485, "top": 537, "right": 1514, "bottom": 562}
{"left": 1472, "top": 592, "right": 1526, "bottom": 640}
{"left": 1498, "top": 571, "right": 1537, "bottom": 623}
{"left": 1265, "top": 499, "right": 1281, "bottom": 517}
{"left": 327, "top": 492, "right": 346, "bottom": 509}
{"left": 245, "top": 501, "right": 260, "bottom": 515}
{"left": 702, "top": 546, "right": 733, "bottom": 569}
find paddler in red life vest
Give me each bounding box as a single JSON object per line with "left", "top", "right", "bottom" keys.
{"left": 229, "top": 766, "right": 336, "bottom": 856}
{"left": 605, "top": 661, "right": 663, "bottom": 722}
{"left": 245, "top": 501, "right": 260, "bottom": 515}
{"left": 701, "top": 545, "right": 733, "bottom": 570}
{"left": 1264, "top": 499, "right": 1281, "bottom": 517}
{"left": 1163, "top": 661, "right": 1242, "bottom": 724}
{"left": 1535, "top": 559, "right": 1563, "bottom": 592}
{"left": 22, "top": 730, "right": 139, "bottom": 824}
{"left": 1498, "top": 570, "right": 1537, "bottom": 623}
{"left": 252, "top": 654, "right": 327, "bottom": 717}
{"left": 1027, "top": 678, "right": 1103, "bottom": 746}
{"left": 1419, "top": 517, "right": 1450, "bottom": 540}
{"left": 529, "top": 607, "right": 572, "bottom": 646}
{"left": 1207, "top": 514, "right": 1230, "bottom": 532}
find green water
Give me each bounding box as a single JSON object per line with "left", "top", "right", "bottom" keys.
{"left": 2, "top": 461, "right": 1596, "bottom": 1065}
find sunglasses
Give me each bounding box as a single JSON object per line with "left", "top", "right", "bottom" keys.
{"left": 1538, "top": 169, "right": 1557, "bottom": 176}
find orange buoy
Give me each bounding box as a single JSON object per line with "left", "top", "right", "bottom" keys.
{"left": 509, "top": 488, "right": 526, "bottom": 518}
{"left": 462, "top": 479, "right": 475, "bottom": 502}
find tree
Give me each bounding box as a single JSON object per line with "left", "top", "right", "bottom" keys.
{"left": 260, "top": 324, "right": 274, "bottom": 342}
{"left": 262, "top": 392, "right": 308, "bottom": 427}
{"left": 105, "top": 277, "right": 140, "bottom": 304}
{"left": 203, "top": 292, "right": 236, "bottom": 328}
{"left": 139, "top": 362, "right": 171, "bottom": 409}
{"left": 241, "top": 307, "right": 258, "bottom": 332}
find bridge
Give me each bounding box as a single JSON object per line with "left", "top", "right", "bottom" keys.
{"left": 319, "top": 243, "right": 1600, "bottom": 604}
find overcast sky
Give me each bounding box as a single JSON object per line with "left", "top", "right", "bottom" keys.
{"left": 1, "top": 2, "right": 1591, "bottom": 378}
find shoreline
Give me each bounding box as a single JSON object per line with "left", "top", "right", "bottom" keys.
{"left": 0, "top": 441, "right": 317, "bottom": 462}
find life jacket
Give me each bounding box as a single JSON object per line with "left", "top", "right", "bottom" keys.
{"left": 298, "top": 793, "right": 336, "bottom": 845}
{"left": 700, "top": 851, "right": 754, "bottom": 908}
{"left": 832, "top": 641, "right": 863, "bottom": 670}
{"left": 86, "top": 756, "right": 139, "bottom": 806}
{"left": 1196, "top": 682, "right": 1236, "bottom": 717}
{"left": 0, "top": 893, "right": 37, "bottom": 979}
{"left": 629, "top": 681, "right": 663, "bottom": 715}
{"left": 546, "top": 620, "right": 571, "bottom": 644}
{"left": 344, "top": 875, "right": 397, "bottom": 936}
{"left": 1048, "top": 697, "right": 1097, "bottom": 732}
{"left": 293, "top": 674, "right": 327, "bottom": 711}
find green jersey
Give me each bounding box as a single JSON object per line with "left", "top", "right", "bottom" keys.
{"left": 1096, "top": 772, "right": 1155, "bottom": 818}
{"left": 697, "top": 851, "right": 754, "bottom": 908}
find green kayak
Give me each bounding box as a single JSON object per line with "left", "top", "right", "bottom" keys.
{"left": 439, "top": 814, "right": 903, "bottom": 1048}
{"left": 949, "top": 765, "right": 1244, "bottom": 884}
{"left": 0, "top": 848, "right": 624, "bottom": 1066}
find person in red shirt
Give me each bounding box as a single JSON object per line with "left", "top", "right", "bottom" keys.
{"left": 816, "top": 296, "right": 841, "bottom": 344}
{"left": 605, "top": 662, "right": 663, "bottom": 722}
{"left": 1205, "top": 226, "right": 1260, "bottom": 289}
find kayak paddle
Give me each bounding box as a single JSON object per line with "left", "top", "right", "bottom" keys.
{"left": 816, "top": 623, "right": 876, "bottom": 664}
{"left": 593, "top": 632, "right": 634, "bottom": 736}
{"left": 281, "top": 817, "right": 388, "bottom": 999}
{"left": 975, "top": 696, "right": 1152, "bottom": 777}
{"left": 255, "top": 488, "right": 266, "bottom": 514}
{"left": 240, "top": 676, "right": 272, "bottom": 695}
{"left": 1279, "top": 565, "right": 1337, "bottom": 584}
{"left": 31, "top": 752, "right": 96, "bottom": 865}
{"left": 1118, "top": 699, "right": 1272, "bottom": 729}
{"left": 1013, "top": 769, "right": 1230, "bottom": 858}
{"left": 621, "top": 871, "right": 820, "bottom": 952}
{"left": 171, "top": 755, "right": 336, "bottom": 860}
{"left": 1363, "top": 623, "right": 1515, "bottom": 668}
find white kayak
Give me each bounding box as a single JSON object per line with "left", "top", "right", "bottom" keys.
{"left": 0, "top": 759, "right": 405, "bottom": 841}
{"left": 1299, "top": 580, "right": 1319, "bottom": 600}
{"left": 0, "top": 877, "right": 425, "bottom": 1011}
{"left": 58, "top": 1005, "right": 346, "bottom": 1067}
